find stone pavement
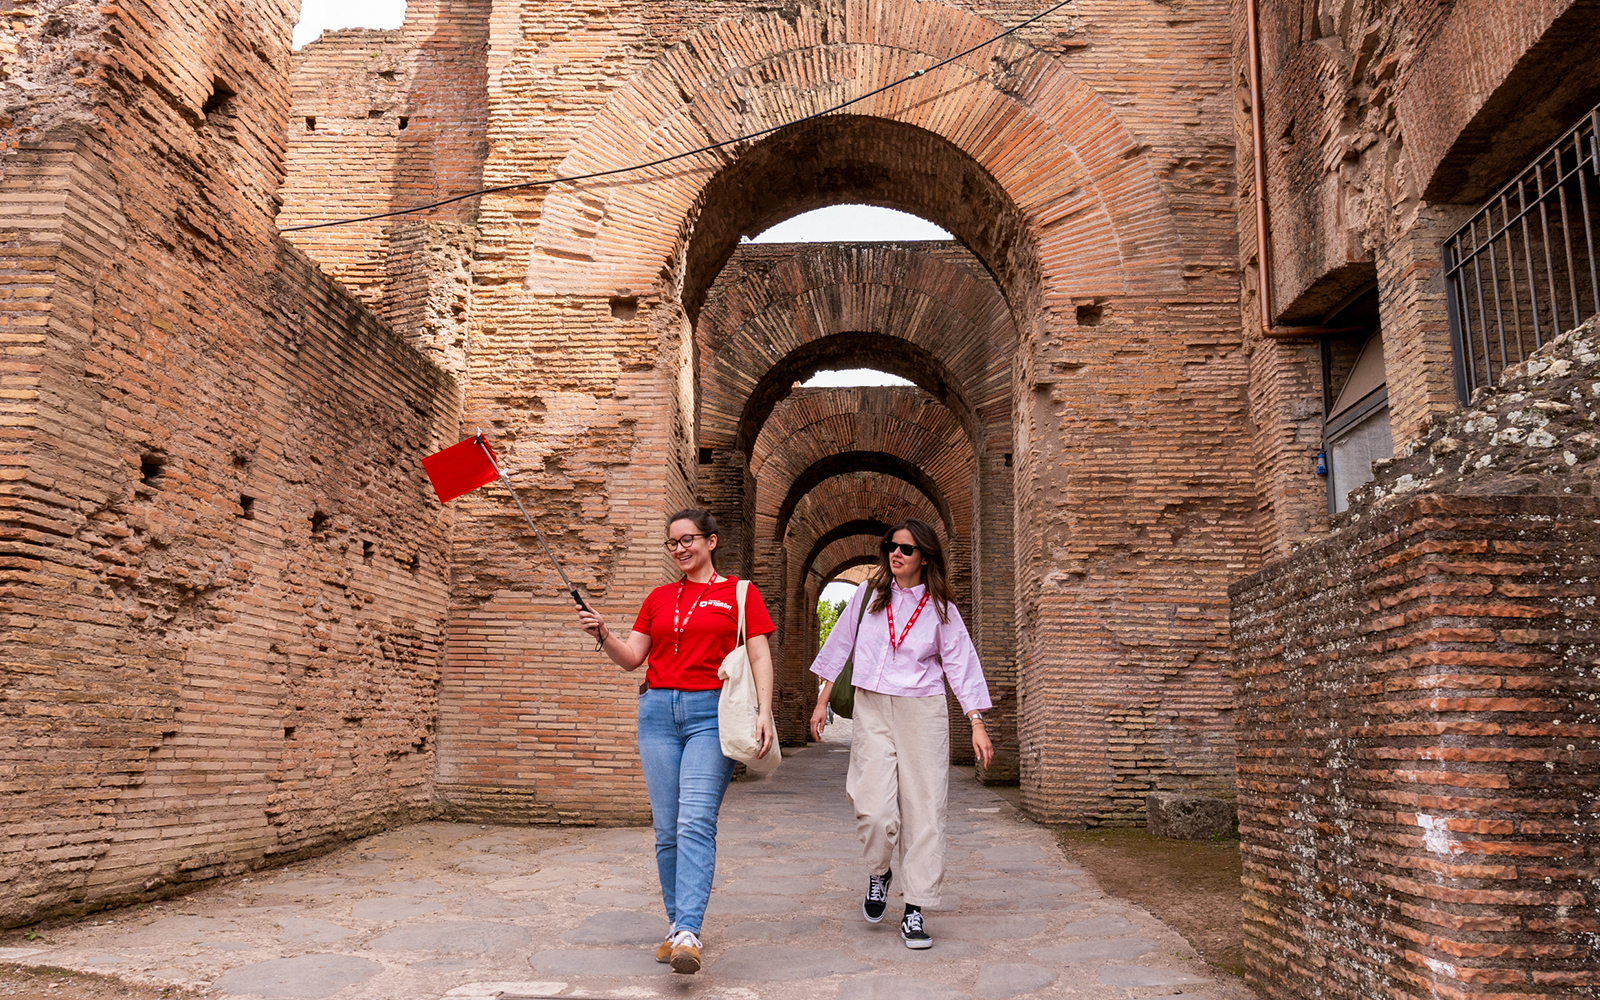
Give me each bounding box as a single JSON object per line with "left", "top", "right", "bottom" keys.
{"left": 2, "top": 735, "right": 1257, "bottom": 1000}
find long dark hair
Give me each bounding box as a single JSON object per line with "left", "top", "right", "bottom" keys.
{"left": 868, "top": 517, "right": 955, "bottom": 623}
{"left": 666, "top": 508, "right": 718, "bottom": 569}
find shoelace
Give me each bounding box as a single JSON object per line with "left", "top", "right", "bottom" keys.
{"left": 903, "top": 910, "right": 924, "bottom": 933}
{"left": 671, "top": 930, "right": 702, "bottom": 949}
{"left": 868, "top": 875, "right": 889, "bottom": 902}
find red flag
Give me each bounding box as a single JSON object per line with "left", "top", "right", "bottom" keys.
{"left": 422, "top": 435, "right": 501, "bottom": 503}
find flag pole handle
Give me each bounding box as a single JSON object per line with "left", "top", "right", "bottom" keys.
{"left": 473, "top": 434, "right": 591, "bottom": 612}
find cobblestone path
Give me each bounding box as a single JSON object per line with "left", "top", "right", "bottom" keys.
{"left": 2, "top": 740, "right": 1257, "bottom": 999}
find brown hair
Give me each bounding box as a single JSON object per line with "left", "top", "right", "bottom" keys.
{"left": 666, "top": 508, "right": 719, "bottom": 568}
{"left": 868, "top": 517, "right": 955, "bottom": 623}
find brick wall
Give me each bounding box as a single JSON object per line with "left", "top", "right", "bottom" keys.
{"left": 0, "top": 0, "right": 458, "bottom": 928}
{"left": 1231, "top": 493, "right": 1600, "bottom": 998}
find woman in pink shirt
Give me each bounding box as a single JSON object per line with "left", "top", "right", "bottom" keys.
{"left": 809, "top": 517, "right": 993, "bottom": 950}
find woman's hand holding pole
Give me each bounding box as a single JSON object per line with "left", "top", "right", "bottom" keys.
{"left": 578, "top": 605, "right": 651, "bottom": 671}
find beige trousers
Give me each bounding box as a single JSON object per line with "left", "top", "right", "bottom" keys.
{"left": 845, "top": 688, "right": 950, "bottom": 908}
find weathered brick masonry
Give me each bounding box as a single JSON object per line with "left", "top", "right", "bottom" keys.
{"left": 1231, "top": 494, "right": 1600, "bottom": 998}
{"left": 0, "top": 0, "right": 458, "bottom": 926}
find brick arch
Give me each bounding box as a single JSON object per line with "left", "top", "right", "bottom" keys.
{"left": 695, "top": 242, "right": 1014, "bottom": 459}
{"left": 750, "top": 386, "right": 976, "bottom": 743}
{"left": 789, "top": 473, "right": 951, "bottom": 593}
{"left": 750, "top": 387, "right": 974, "bottom": 562}
{"left": 777, "top": 452, "right": 952, "bottom": 544}
{"left": 526, "top": 2, "right": 1184, "bottom": 315}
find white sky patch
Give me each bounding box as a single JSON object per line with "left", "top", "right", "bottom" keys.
{"left": 801, "top": 369, "right": 915, "bottom": 388}
{"left": 293, "top": 0, "right": 406, "bottom": 49}
{"left": 820, "top": 581, "right": 859, "bottom": 605}
{"left": 753, "top": 205, "right": 951, "bottom": 243}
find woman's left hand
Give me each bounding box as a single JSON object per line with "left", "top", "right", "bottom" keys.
{"left": 972, "top": 720, "right": 994, "bottom": 769}
{"left": 755, "top": 711, "right": 775, "bottom": 759}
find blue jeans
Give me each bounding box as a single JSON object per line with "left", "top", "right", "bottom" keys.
{"left": 637, "top": 687, "right": 735, "bottom": 935}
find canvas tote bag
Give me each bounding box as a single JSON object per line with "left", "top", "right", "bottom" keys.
{"left": 718, "top": 580, "right": 781, "bottom": 772}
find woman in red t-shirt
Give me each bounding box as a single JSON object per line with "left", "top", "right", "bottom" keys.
{"left": 577, "top": 509, "right": 776, "bottom": 974}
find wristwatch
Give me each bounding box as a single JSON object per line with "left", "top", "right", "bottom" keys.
{"left": 968, "top": 712, "right": 985, "bottom": 724}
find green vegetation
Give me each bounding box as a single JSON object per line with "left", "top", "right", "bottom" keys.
{"left": 816, "top": 597, "right": 847, "bottom": 644}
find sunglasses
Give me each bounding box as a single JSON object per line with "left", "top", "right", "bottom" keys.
{"left": 881, "top": 541, "right": 921, "bottom": 557}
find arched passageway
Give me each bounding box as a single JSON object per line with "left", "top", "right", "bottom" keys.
{"left": 696, "top": 240, "right": 1015, "bottom": 775}
{"left": 441, "top": 0, "right": 1249, "bottom": 825}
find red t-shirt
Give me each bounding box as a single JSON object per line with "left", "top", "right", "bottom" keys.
{"left": 632, "top": 576, "right": 776, "bottom": 691}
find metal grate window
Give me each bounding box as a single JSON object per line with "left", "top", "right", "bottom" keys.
{"left": 1444, "top": 106, "right": 1600, "bottom": 401}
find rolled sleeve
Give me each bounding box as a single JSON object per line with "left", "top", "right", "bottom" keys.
{"left": 810, "top": 582, "right": 870, "bottom": 684}
{"left": 937, "top": 607, "right": 991, "bottom": 716}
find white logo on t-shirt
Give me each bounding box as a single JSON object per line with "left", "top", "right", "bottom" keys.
{"left": 699, "top": 599, "right": 734, "bottom": 611}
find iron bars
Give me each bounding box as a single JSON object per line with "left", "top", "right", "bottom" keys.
{"left": 1444, "top": 105, "right": 1600, "bottom": 401}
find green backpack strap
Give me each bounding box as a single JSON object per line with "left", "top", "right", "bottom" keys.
{"left": 827, "top": 582, "right": 873, "bottom": 720}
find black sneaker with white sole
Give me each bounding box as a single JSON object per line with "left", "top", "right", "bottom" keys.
{"left": 863, "top": 868, "right": 893, "bottom": 922}
{"left": 900, "top": 907, "right": 932, "bottom": 949}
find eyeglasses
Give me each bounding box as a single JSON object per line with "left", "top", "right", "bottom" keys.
{"left": 664, "top": 534, "right": 708, "bottom": 550}
{"left": 881, "top": 541, "right": 921, "bottom": 557}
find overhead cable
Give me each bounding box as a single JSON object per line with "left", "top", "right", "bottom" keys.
{"left": 281, "top": 0, "right": 1074, "bottom": 233}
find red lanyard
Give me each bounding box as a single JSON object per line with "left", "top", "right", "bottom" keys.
{"left": 672, "top": 573, "right": 719, "bottom": 654}
{"left": 885, "top": 588, "right": 931, "bottom": 654}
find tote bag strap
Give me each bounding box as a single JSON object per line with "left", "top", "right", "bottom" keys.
{"left": 848, "top": 581, "right": 871, "bottom": 653}
{"left": 734, "top": 579, "right": 749, "bottom": 647}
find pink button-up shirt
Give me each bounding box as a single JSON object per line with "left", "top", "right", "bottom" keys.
{"left": 810, "top": 580, "right": 991, "bottom": 716}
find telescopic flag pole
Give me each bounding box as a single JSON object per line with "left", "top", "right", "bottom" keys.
{"left": 420, "top": 430, "right": 593, "bottom": 610}
{"left": 472, "top": 433, "right": 591, "bottom": 611}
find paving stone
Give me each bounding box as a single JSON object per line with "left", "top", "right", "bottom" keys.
{"left": 710, "top": 945, "right": 873, "bottom": 980}
{"left": 847, "top": 933, "right": 982, "bottom": 962}
{"left": 561, "top": 911, "right": 663, "bottom": 945}
{"left": 1097, "top": 964, "right": 1212, "bottom": 987}
{"left": 461, "top": 898, "right": 544, "bottom": 919}
{"left": 959, "top": 878, "right": 1078, "bottom": 900}
{"left": 203, "top": 942, "right": 257, "bottom": 951}
{"left": 367, "top": 921, "right": 529, "bottom": 954}
{"left": 836, "top": 973, "right": 969, "bottom": 1000}
{"left": 350, "top": 898, "right": 445, "bottom": 921}
{"left": 573, "top": 889, "right": 656, "bottom": 908}
{"left": 714, "top": 915, "right": 826, "bottom": 941}
{"left": 375, "top": 880, "right": 449, "bottom": 896}
{"left": 707, "top": 894, "right": 809, "bottom": 915}
{"left": 366, "top": 851, "right": 408, "bottom": 861}
{"left": 411, "top": 959, "right": 478, "bottom": 973}
{"left": 489, "top": 872, "right": 578, "bottom": 892}
{"left": 212, "top": 954, "right": 383, "bottom": 999}
{"left": 1031, "top": 938, "right": 1161, "bottom": 963}
{"left": 974, "top": 845, "right": 1051, "bottom": 863}
{"left": 81, "top": 955, "right": 130, "bottom": 965}
{"left": 336, "top": 863, "right": 390, "bottom": 877}
{"left": 113, "top": 916, "right": 236, "bottom": 946}
{"left": 975, "top": 963, "right": 1058, "bottom": 998}
{"left": 0, "top": 950, "right": 45, "bottom": 961}
{"left": 277, "top": 919, "right": 356, "bottom": 944}
{"left": 451, "top": 836, "right": 518, "bottom": 852}
{"left": 1061, "top": 916, "right": 1141, "bottom": 938}
{"left": 933, "top": 915, "right": 1048, "bottom": 941}
{"left": 718, "top": 876, "right": 820, "bottom": 895}
{"left": 455, "top": 856, "right": 525, "bottom": 875}
{"left": 527, "top": 949, "right": 671, "bottom": 976}
{"left": 255, "top": 879, "right": 356, "bottom": 897}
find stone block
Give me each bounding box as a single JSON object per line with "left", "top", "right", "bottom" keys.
{"left": 1145, "top": 793, "right": 1235, "bottom": 840}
